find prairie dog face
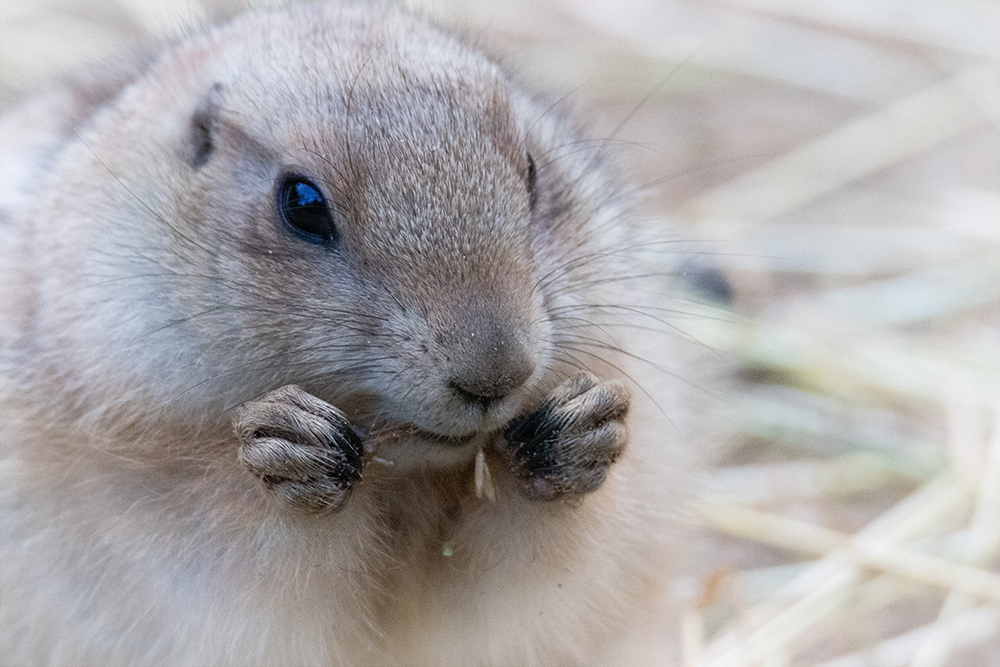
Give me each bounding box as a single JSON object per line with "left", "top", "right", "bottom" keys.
{"left": 56, "top": 4, "right": 624, "bottom": 450}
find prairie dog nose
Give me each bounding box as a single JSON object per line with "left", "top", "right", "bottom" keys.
{"left": 442, "top": 310, "right": 534, "bottom": 408}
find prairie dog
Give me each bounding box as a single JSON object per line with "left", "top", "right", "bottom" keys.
{"left": 0, "top": 3, "right": 701, "bottom": 665}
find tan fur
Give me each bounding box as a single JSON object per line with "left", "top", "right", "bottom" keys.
{"left": 0, "top": 4, "right": 702, "bottom": 665}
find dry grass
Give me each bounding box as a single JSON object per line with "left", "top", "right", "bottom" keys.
{"left": 2, "top": 1, "right": 998, "bottom": 665}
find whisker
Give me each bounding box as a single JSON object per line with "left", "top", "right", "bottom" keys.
{"left": 553, "top": 343, "right": 676, "bottom": 429}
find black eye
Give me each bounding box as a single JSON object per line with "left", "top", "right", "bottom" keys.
{"left": 277, "top": 175, "right": 336, "bottom": 244}
{"left": 526, "top": 153, "right": 538, "bottom": 211}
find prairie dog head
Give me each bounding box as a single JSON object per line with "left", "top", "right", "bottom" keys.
{"left": 32, "top": 3, "right": 632, "bottom": 453}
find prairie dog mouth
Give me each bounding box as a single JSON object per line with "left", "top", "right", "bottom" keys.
{"left": 412, "top": 428, "right": 479, "bottom": 447}
{"left": 365, "top": 423, "right": 489, "bottom": 471}
{"left": 367, "top": 423, "right": 481, "bottom": 448}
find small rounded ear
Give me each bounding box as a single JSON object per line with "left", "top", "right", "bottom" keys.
{"left": 185, "top": 82, "right": 224, "bottom": 169}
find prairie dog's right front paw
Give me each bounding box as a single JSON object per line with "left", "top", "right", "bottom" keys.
{"left": 500, "top": 373, "right": 629, "bottom": 501}
{"left": 234, "top": 385, "right": 365, "bottom": 515}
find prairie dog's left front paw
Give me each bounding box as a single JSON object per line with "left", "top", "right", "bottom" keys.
{"left": 500, "top": 373, "right": 630, "bottom": 500}
{"left": 234, "top": 385, "right": 365, "bottom": 515}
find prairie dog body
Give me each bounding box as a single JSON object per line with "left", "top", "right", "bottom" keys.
{"left": 0, "top": 4, "right": 700, "bottom": 665}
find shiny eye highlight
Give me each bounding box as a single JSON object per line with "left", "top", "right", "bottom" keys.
{"left": 277, "top": 175, "right": 336, "bottom": 244}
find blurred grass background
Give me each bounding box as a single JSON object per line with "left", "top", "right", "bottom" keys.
{"left": 2, "top": 1, "right": 998, "bottom": 665}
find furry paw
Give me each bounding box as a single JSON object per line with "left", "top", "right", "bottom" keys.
{"left": 500, "top": 373, "right": 630, "bottom": 500}
{"left": 234, "top": 385, "right": 365, "bottom": 514}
